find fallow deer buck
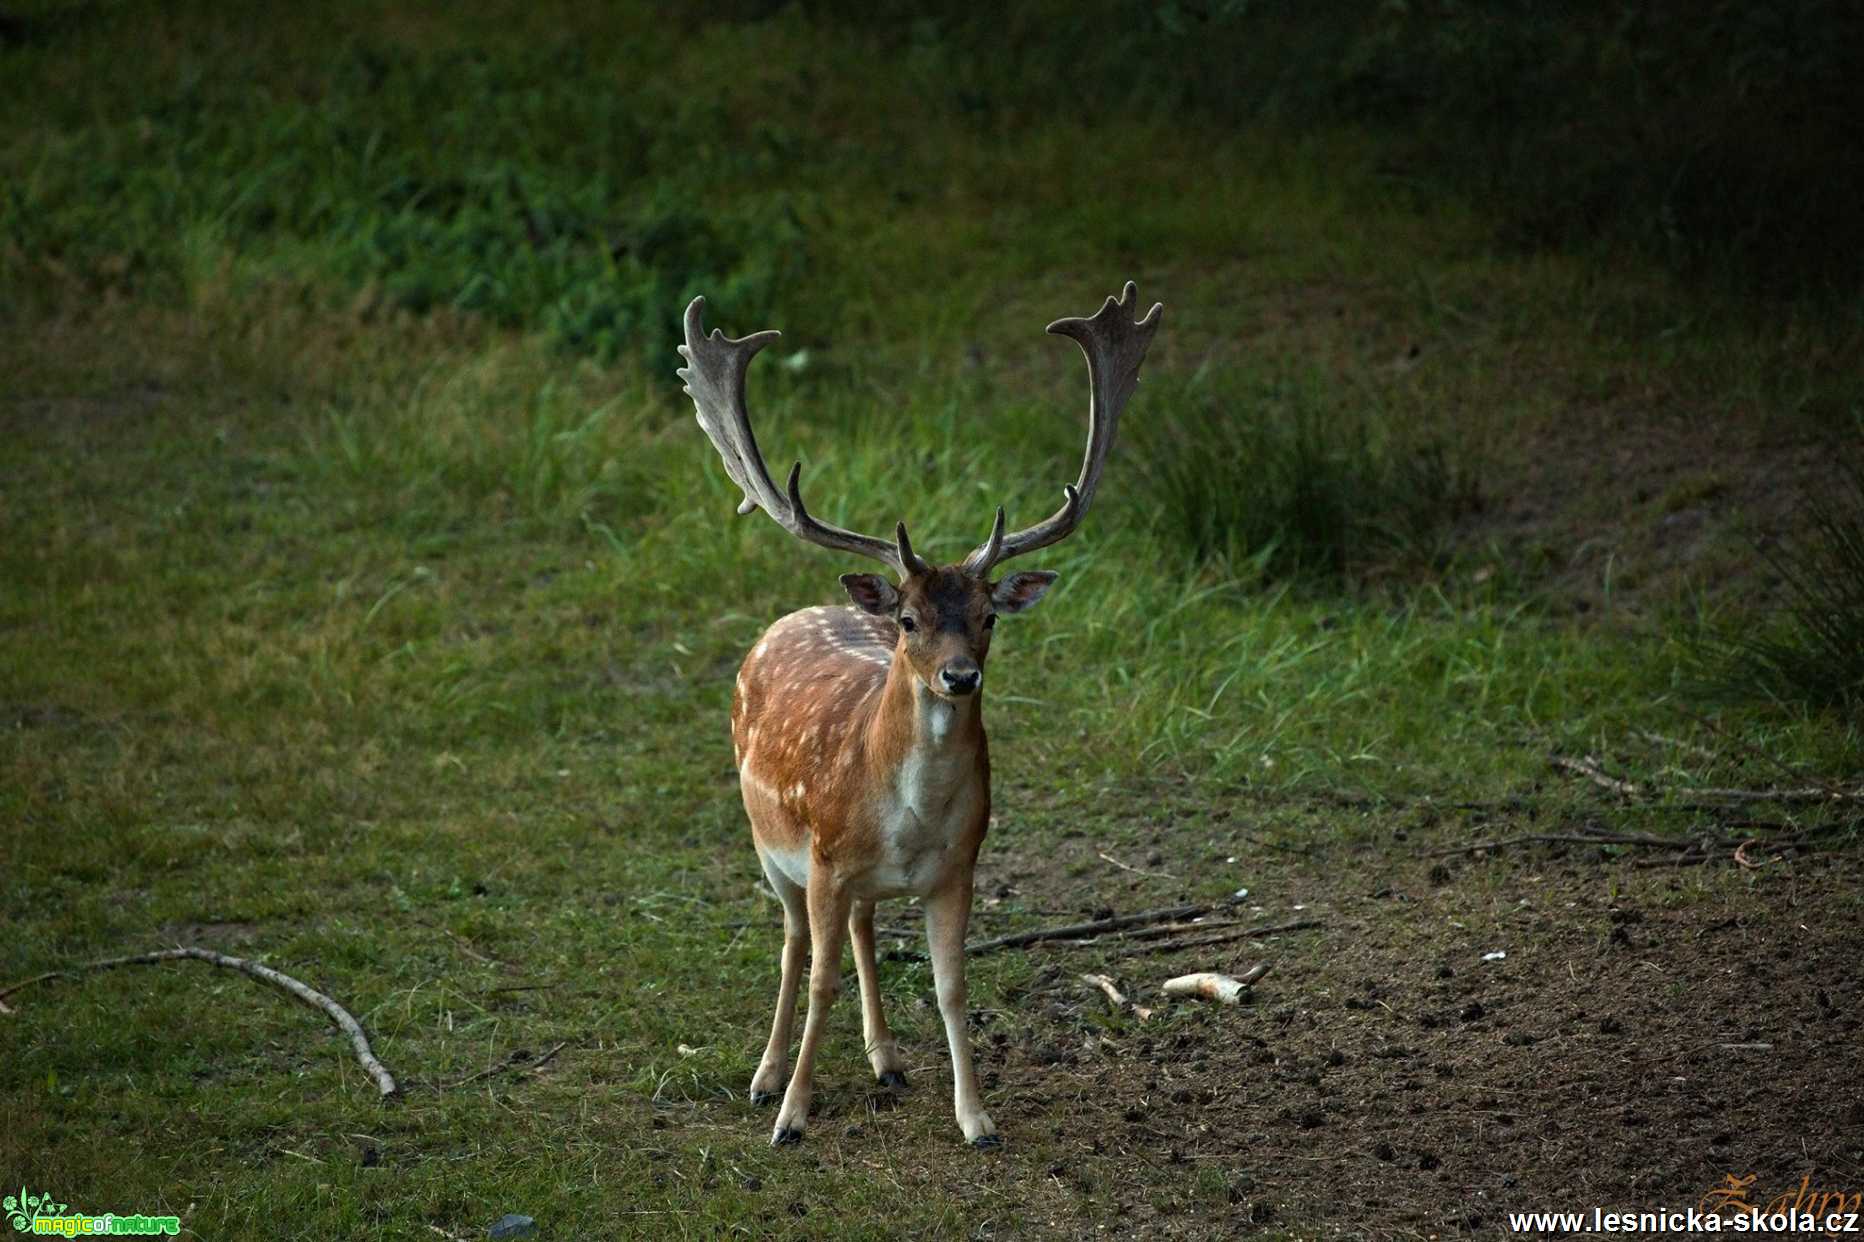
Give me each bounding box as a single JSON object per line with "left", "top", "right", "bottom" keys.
{"left": 679, "top": 282, "right": 1162, "bottom": 1148}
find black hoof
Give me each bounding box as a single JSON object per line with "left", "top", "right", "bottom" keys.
{"left": 771, "top": 1127, "right": 803, "bottom": 1147}
{"left": 970, "top": 1134, "right": 1003, "bottom": 1151}
{"left": 749, "top": 1090, "right": 778, "bottom": 1107}
{"left": 877, "top": 1070, "right": 910, "bottom": 1090}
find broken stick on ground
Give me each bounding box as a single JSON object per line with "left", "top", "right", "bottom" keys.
{"left": 0, "top": 946, "right": 398, "bottom": 1096}
{"left": 963, "top": 896, "right": 1248, "bottom": 956}
{"left": 1550, "top": 753, "right": 1862, "bottom": 805}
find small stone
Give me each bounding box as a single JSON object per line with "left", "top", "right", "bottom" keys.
{"left": 488, "top": 1215, "right": 536, "bottom": 1240}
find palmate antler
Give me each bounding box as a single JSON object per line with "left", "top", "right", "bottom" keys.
{"left": 961, "top": 282, "right": 1163, "bottom": 577}
{"left": 679, "top": 283, "right": 1162, "bottom": 581}
{"left": 678, "top": 297, "right": 928, "bottom": 578}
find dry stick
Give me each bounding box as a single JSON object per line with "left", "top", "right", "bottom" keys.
{"left": 1428, "top": 827, "right": 1813, "bottom": 860}
{"left": 1678, "top": 707, "right": 1846, "bottom": 799}
{"left": 0, "top": 971, "right": 60, "bottom": 1010}
{"left": 1552, "top": 754, "right": 1862, "bottom": 806}
{"left": 964, "top": 897, "right": 1245, "bottom": 957}
{"left": 448, "top": 1040, "right": 569, "bottom": 1089}
{"left": 1425, "top": 833, "right": 1660, "bottom": 858}
{"left": 1551, "top": 755, "right": 1643, "bottom": 796}
{"left": 0, "top": 947, "right": 397, "bottom": 1096}
{"left": 1108, "top": 918, "right": 1250, "bottom": 942}
{"left": 1097, "top": 850, "right": 1179, "bottom": 882}
{"left": 1634, "top": 729, "right": 1722, "bottom": 764}
{"left": 1110, "top": 919, "right": 1321, "bottom": 957}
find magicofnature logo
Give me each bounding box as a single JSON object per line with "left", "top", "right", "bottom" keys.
{"left": 5, "top": 1187, "right": 179, "bottom": 1237}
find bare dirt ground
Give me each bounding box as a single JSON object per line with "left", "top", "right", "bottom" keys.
{"left": 940, "top": 798, "right": 1864, "bottom": 1237}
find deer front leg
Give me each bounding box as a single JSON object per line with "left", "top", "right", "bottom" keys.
{"left": 750, "top": 859, "right": 807, "bottom": 1105}
{"left": 849, "top": 898, "right": 907, "bottom": 1087}
{"left": 772, "top": 868, "right": 851, "bottom": 1145}
{"left": 925, "top": 877, "right": 997, "bottom": 1148}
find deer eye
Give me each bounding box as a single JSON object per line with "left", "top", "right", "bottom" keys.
{"left": 983, "top": 614, "right": 997, "bottom": 629}
{"left": 899, "top": 615, "right": 917, "bottom": 633}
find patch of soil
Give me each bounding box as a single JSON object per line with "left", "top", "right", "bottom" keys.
{"left": 1477, "top": 393, "right": 1852, "bottom": 619}
{"left": 953, "top": 812, "right": 1864, "bottom": 1237}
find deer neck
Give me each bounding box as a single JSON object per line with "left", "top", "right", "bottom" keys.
{"left": 865, "top": 644, "right": 983, "bottom": 776}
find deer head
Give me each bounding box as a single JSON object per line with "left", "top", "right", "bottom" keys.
{"left": 678, "top": 281, "right": 1162, "bottom": 699}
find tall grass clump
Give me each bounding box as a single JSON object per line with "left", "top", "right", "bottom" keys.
{"left": 1695, "top": 457, "right": 1864, "bottom": 717}
{"left": 1133, "top": 368, "right": 1477, "bottom": 581}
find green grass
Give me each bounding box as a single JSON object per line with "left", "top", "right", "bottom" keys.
{"left": 1692, "top": 455, "right": 1864, "bottom": 717}
{"left": 3, "top": 2, "right": 1862, "bottom": 1238}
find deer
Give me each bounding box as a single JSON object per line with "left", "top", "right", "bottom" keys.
{"left": 678, "top": 282, "right": 1162, "bottom": 1148}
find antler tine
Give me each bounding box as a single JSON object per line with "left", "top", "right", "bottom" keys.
{"left": 962, "top": 282, "right": 1163, "bottom": 577}
{"left": 680, "top": 297, "right": 908, "bottom": 575}
{"left": 894, "top": 521, "right": 931, "bottom": 577}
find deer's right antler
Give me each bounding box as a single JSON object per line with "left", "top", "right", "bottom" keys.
{"left": 680, "top": 297, "right": 927, "bottom": 578}
{"left": 961, "top": 282, "right": 1163, "bottom": 577}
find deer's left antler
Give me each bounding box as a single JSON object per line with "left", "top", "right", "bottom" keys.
{"left": 961, "top": 282, "right": 1163, "bottom": 577}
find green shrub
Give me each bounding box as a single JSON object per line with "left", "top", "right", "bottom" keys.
{"left": 1, "top": 29, "right": 806, "bottom": 362}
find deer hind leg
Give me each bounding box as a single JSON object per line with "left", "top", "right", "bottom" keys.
{"left": 926, "top": 877, "right": 998, "bottom": 1147}
{"left": 848, "top": 898, "right": 907, "bottom": 1087}
{"left": 772, "top": 866, "right": 851, "bottom": 1145}
{"left": 751, "top": 852, "right": 807, "bottom": 1106}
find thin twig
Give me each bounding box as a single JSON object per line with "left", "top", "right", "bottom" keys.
{"left": 0, "top": 971, "right": 61, "bottom": 1008}
{"left": 443, "top": 930, "right": 509, "bottom": 970}
{"left": 448, "top": 1040, "right": 569, "bottom": 1089}
{"left": 1552, "top": 753, "right": 1861, "bottom": 805}
{"left": 1098, "top": 850, "right": 1179, "bottom": 881}
{"left": 964, "top": 897, "right": 1246, "bottom": 957}
{"left": 1109, "top": 920, "right": 1320, "bottom": 957}
{"left": 1633, "top": 853, "right": 1711, "bottom": 869}
{"left": 1551, "top": 755, "right": 1643, "bottom": 796}
{"left": 1634, "top": 730, "right": 1722, "bottom": 764}
{"left": 1107, "top": 918, "right": 1249, "bottom": 941}
{"left": 0, "top": 947, "right": 397, "bottom": 1096}
{"left": 1677, "top": 708, "right": 1843, "bottom": 799}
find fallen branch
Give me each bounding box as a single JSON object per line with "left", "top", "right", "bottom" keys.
{"left": 1634, "top": 730, "right": 1722, "bottom": 764}
{"left": 0, "top": 947, "right": 398, "bottom": 1096}
{"left": 1679, "top": 708, "right": 1847, "bottom": 801}
{"left": 1550, "top": 755, "right": 1643, "bottom": 797}
{"left": 1108, "top": 918, "right": 1249, "bottom": 942}
{"left": 448, "top": 1040, "right": 569, "bottom": 1089}
{"left": 1112, "top": 919, "right": 1321, "bottom": 956}
{"left": 1428, "top": 821, "right": 1813, "bottom": 863}
{"left": 964, "top": 897, "right": 1245, "bottom": 957}
{"left": 1551, "top": 754, "right": 1862, "bottom": 805}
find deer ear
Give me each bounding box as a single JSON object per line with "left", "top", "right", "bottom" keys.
{"left": 840, "top": 573, "right": 899, "bottom": 615}
{"left": 992, "top": 570, "right": 1058, "bottom": 614}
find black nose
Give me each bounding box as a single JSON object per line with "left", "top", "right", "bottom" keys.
{"left": 940, "top": 665, "right": 981, "bottom": 695}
